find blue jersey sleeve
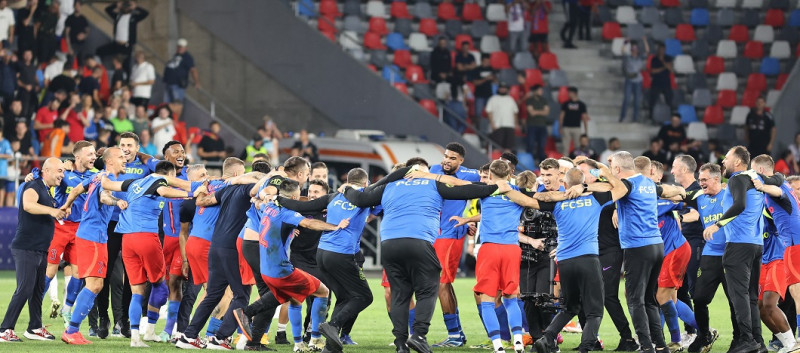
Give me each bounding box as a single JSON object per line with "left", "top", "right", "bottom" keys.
{"left": 145, "top": 158, "right": 160, "bottom": 172}
{"left": 281, "top": 208, "right": 306, "bottom": 227}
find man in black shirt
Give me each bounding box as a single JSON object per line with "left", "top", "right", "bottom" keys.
{"left": 15, "top": 0, "right": 37, "bottom": 55}
{"left": 47, "top": 63, "right": 78, "bottom": 96}
{"left": 559, "top": 87, "right": 588, "bottom": 157}
{"left": 657, "top": 115, "right": 686, "bottom": 148}
{"left": 35, "top": 2, "right": 59, "bottom": 65}
{"left": 670, "top": 155, "right": 702, "bottom": 337}
{"left": 472, "top": 55, "right": 495, "bottom": 130}
{"left": 291, "top": 129, "right": 319, "bottom": 163}
{"left": 430, "top": 38, "right": 452, "bottom": 84}
{"left": 0, "top": 158, "right": 65, "bottom": 342}
{"left": 745, "top": 97, "right": 776, "bottom": 157}
{"left": 65, "top": 1, "right": 90, "bottom": 65}
{"left": 198, "top": 122, "right": 226, "bottom": 165}
{"left": 642, "top": 138, "right": 668, "bottom": 165}
{"left": 452, "top": 43, "right": 476, "bottom": 102}
{"left": 649, "top": 43, "right": 674, "bottom": 119}
{"left": 16, "top": 49, "right": 38, "bottom": 117}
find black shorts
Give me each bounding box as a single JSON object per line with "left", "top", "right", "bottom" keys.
{"left": 491, "top": 127, "right": 516, "bottom": 150}
{"left": 530, "top": 33, "right": 549, "bottom": 43}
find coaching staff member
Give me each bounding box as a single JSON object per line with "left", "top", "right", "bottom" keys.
{"left": 0, "top": 158, "right": 66, "bottom": 342}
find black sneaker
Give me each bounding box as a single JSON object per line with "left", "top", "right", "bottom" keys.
{"left": 245, "top": 343, "right": 277, "bottom": 351}
{"left": 406, "top": 334, "right": 432, "bottom": 353}
{"left": 616, "top": 338, "right": 640, "bottom": 352}
{"left": 120, "top": 320, "right": 131, "bottom": 339}
{"left": 729, "top": 340, "right": 760, "bottom": 353}
{"left": 318, "top": 323, "right": 342, "bottom": 352}
{"left": 275, "top": 331, "right": 290, "bottom": 345}
{"left": 233, "top": 308, "right": 253, "bottom": 342}
{"left": 535, "top": 336, "right": 558, "bottom": 353}
{"left": 98, "top": 317, "right": 110, "bottom": 339}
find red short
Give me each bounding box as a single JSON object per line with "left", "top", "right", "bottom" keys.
{"left": 162, "top": 236, "right": 183, "bottom": 278}
{"left": 760, "top": 259, "right": 789, "bottom": 299}
{"left": 186, "top": 237, "right": 211, "bottom": 285}
{"left": 122, "top": 232, "right": 165, "bottom": 285}
{"left": 474, "top": 243, "right": 522, "bottom": 296}
{"left": 237, "top": 237, "right": 255, "bottom": 286}
{"left": 262, "top": 268, "right": 321, "bottom": 304}
{"left": 659, "top": 242, "right": 691, "bottom": 288}
{"left": 784, "top": 245, "right": 800, "bottom": 286}
{"left": 434, "top": 237, "right": 465, "bottom": 284}
{"left": 48, "top": 220, "right": 79, "bottom": 265}
{"left": 554, "top": 262, "right": 560, "bottom": 282}
{"left": 381, "top": 269, "right": 390, "bottom": 288}
{"left": 75, "top": 237, "right": 108, "bottom": 279}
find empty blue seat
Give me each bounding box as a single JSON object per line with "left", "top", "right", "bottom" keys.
{"left": 634, "top": 0, "right": 655, "bottom": 6}
{"left": 665, "top": 38, "right": 683, "bottom": 57}
{"left": 678, "top": 104, "right": 698, "bottom": 123}
{"left": 760, "top": 57, "right": 780, "bottom": 76}
{"left": 515, "top": 152, "right": 536, "bottom": 171}
{"left": 790, "top": 9, "right": 800, "bottom": 28}
{"left": 382, "top": 65, "right": 406, "bottom": 83}
{"left": 385, "top": 32, "right": 408, "bottom": 51}
{"left": 690, "top": 8, "right": 710, "bottom": 27}
{"left": 298, "top": 0, "right": 316, "bottom": 18}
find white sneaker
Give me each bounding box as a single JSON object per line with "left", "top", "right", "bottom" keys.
{"left": 309, "top": 337, "right": 325, "bottom": 351}
{"left": 680, "top": 332, "right": 697, "bottom": 349}
{"left": 235, "top": 334, "right": 248, "bottom": 350}
{"left": 23, "top": 327, "right": 55, "bottom": 341}
{"left": 130, "top": 339, "right": 150, "bottom": 348}
{"left": 207, "top": 336, "right": 233, "bottom": 350}
{"left": 514, "top": 340, "right": 525, "bottom": 353}
{"left": 0, "top": 329, "right": 22, "bottom": 342}
{"left": 294, "top": 342, "right": 309, "bottom": 352}
{"left": 778, "top": 342, "right": 800, "bottom": 353}
{"left": 143, "top": 331, "right": 163, "bottom": 342}
{"left": 176, "top": 334, "right": 207, "bottom": 349}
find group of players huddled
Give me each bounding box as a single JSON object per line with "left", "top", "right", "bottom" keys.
{"left": 1, "top": 130, "right": 800, "bottom": 353}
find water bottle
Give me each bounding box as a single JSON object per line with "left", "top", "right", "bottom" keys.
{"left": 589, "top": 169, "right": 602, "bottom": 178}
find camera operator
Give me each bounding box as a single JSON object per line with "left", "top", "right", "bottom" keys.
{"left": 499, "top": 164, "right": 629, "bottom": 353}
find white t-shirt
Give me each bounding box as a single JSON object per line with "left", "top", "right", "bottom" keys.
{"left": 56, "top": 0, "right": 75, "bottom": 36}
{"left": 115, "top": 13, "right": 131, "bottom": 43}
{"left": 508, "top": 3, "right": 525, "bottom": 32}
{"left": 44, "top": 60, "right": 64, "bottom": 82}
{"left": 485, "top": 95, "right": 518, "bottom": 128}
{"left": 131, "top": 61, "right": 155, "bottom": 98}
{"left": 600, "top": 149, "right": 616, "bottom": 164}
{"left": 151, "top": 116, "right": 176, "bottom": 154}
{"left": 0, "top": 7, "right": 15, "bottom": 41}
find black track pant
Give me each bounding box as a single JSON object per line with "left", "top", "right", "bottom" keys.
{"left": 317, "top": 249, "right": 374, "bottom": 331}
{"left": 341, "top": 251, "right": 366, "bottom": 336}
{"left": 177, "top": 269, "right": 202, "bottom": 334}
{"left": 723, "top": 243, "right": 762, "bottom": 344}
{"left": 520, "top": 259, "right": 551, "bottom": 339}
{"left": 0, "top": 249, "right": 47, "bottom": 331}
{"left": 600, "top": 249, "right": 633, "bottom": 340}
{"left": 624, "top": 243, "right": 666, "bottom": 349}
{"left": 382, "top": 238, "right": 441, "bottom": 348}
{"left": 677, "top": 238, "right": 704, "bottom": 334}
{"left": 543, "top": 255, "right": 604, "bottom": 351}
{"left": 242, "top": 240, "right": 276, "bottom": 345}
{"left": 693, "top": 255, "right": 739, "bottom": 339}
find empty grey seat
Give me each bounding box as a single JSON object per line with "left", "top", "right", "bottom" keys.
{"left": 548, "top": 70, "right": 569, "bottom": 87}
{"left": 343, "top": 0, "right": 361, "bottom": 17}
{"left": 343, "top": 16, "right": 364, "bottom": 34}
{"left": 672, "top": 88, "right": 687, "bottom": 107}
{"left": 741, "top": 10, "right": 760, "bottom": 28}
{"left": 640, "top": 7, "right": 661, "bottom": 25}
{"left": 650, "top": 22, "right": 670, "bottom": 42}
{"left": 690, "top": 0, "right": 710, "bottom": 7}
{"left": 702, "top": 25, "right": 723, "bottom": 43}
{"left": 596, "top": 6, "right": 613, "bottom": 24}
{"left": 370, "top": 50, "right": 388, "bottom": 67}
{"left": 470, "top": 20, "right": 490, "bottom": 38}
{"left": 414, "top": 2, "right": 434, "bottom": 19}
{"left": 690, "top": 40, "right": 709, "bottom": 59}
{"left": 779, "top": 27, "right": 799, "bottom": 46}
{"left": 770, "top": 0, "right": 789, "bottom": 9}
{"left": 626, "top": 23, "right": 645, "bottom": 38}
{"left": 497, "top": 69, "right": 518, "bottom": 86}
{"left": 687, "top": 73, "right": 708, "bottom": 92}
{"left": 445, "top": 20, "right": 463, "bottom": 39}
{"left": 692, "top": 89, "right": 712, "bottom": 108}
{"left": 512, "top": 52, "right": 537, "bottom": 70}
{"left": 716, "top": 123, "right": 737, "bottom": 144}
{"left": 608, "top": 0, "right": 632, "bottom": 7}
{"left": 716, "top": 8, "right": 735, "bottom": 27}
{"left": 417, "top": 51, "right": 431, "bottom": 70}
{"left": 412, "top": 83, "right": 435, "bottom": 100}
{"left": 653, "top": 102, "right": 672, "bottom": 124}
{"left": 394, "top": 19, "right": 413, "bottom": 37}
{"left": 732, "top": 57, "right": 753, "bottom": 77}
{"left": 347, "top": 47, "right": 365, "bottom": 61}
{"left": 664, "top": 8, "right": 684, "bottom": 27}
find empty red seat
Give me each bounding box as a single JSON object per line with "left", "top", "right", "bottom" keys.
{"left": 438, "top": 2, "right": 457, "bottom": 20}
{"left": 367, "top": 64, "right": 378, "bottom": 72}
{"left": 703, "top": 105, "right": 724, "bottom": 125}
{"left": 391, "top": 1, "right": 413, "bottom": 19}
{"left": 716, "top": 90, "right": 737, "bottom": 108}
{"left": 419, "top": 99, "right": 438, "bottom": 116}
{"left": 776, "top": 73, "right": 788, "bottom": 89}
{"left": 317, "top": 15, "right": 337, "bottom": 33}
{"left": 660, "top": 0, "right": 680, "bottom": 6}
{"left": 462, "top": 3, "right": 483, "bottom": 21}
{"left": 704, "top": 56, "right": 724, "bottom": 75}
{"left": 490, "top": 52, "right": 511, "bottom": 69}
{"left": 393, "top": 82, "right": 409, "bottom": 95}
{"left": 675, "top": 24, "right": 697, "bottom": 42}
{"left": 765, "top": 9, "right": 785, "bottom": 27}
{"left": 455, "top": 34, "right": 475, "bottom": 50}
{"left": 364, "top": 32, "right": 386, "bottom": 50}
{"left": 393, "top": 49, "right": 412, "bottom": 68}
{"left": 743, "top": 41, "right": 764, "bottom": 59}
{"left": 319, "top": 0, "right": 341, "bottom": 17}
{"left": 538, "top": 52, "right": 560, "bottom": 70}
{"left": 746, "top": 73, "right": 767, "bottom": 91}
{"left": 369, "top": 17, "right": 389, "bottom": 35}
{"left": 496, "top": 21, "right": 509, "bottom": 39}
{"left": 728, "top": 25, "right": 749, "bottom": 43}
{"left": 602, "top": 22, "right": 622, "bottom": 41}
{"left": 525, "top": 69, "right": 544, "bottom": 87}
{"left": 405, "top": 65, "right": 428, "bottom": 83}
{"left": 508, "top": 85, "right": 522, "bottom": 101}
{"left": 321, "top": 30, "right": 336, "bottom": 42}
{"left": 557, "top": 86, "right": 570, "bottom": 104}
{"left": 419, "top": 18, "right": 439, "bottom": 37}
{"left": 741, "top": 89, "right": 760, "bottom": 107}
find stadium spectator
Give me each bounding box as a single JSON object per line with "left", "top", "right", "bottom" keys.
{"left": 453, "top": 42, "right": 476, "bottom": 102}
{"left": 12, "top": 120, "right": 34, "bottom": 165}
{"left": 34, "top": 99, "right": 61, "bottom": 143}
{"left": 559, "top": 86, "right": 588, "bottom": 157}
{"left": 649, "top": 42, "right": 674, "bottom": 118}
{"left": 261, "top": 117, "right": 282, "bottom": 165}
{"left": 3, "top": 100, "right": 26, "bottom": 138}
{"left": 664, "top": 141, "right": 681, "bottom": 167}
{"left": 109, "top": 105, "right": 134, "bottom": 134}
{"left": 600, "top": 137, "right": 620, "bottom": 163}
{"left": 525, "top": 84, "right": 549, "bottom": 163}
{"left": 64, "top": 1, "right": 90, "bottom": 65}
{"left": 620, "top": 40, "right": 647, "bottom": 122}
{"left": 443, "top": 92, "right": 467, "bottom": 134}
{"left": 35, "top": 1, "right": 59, "bottom": 64}
{"left": 151, "top": 105, "right": 176, "bottom": 155}
{"left": 119, "top": 87, "right": 136, "bottom": 118}
{"left": 0, "top": 0, "right": 13, "bottom": 50}
{"left": 570, "top": 134, "right": 598, "bottom": 160}
{"left": 774, "top": 150, "right": 798, "bottom": 176}
{"left": 198, "top": 121, "right": 226, "bottom": 163}
{"left": 16, "top": 50, "right": 38, "bottom": 117}
{"left": 508, "top": 0, "right": 528, "bottom": 53}
{"left": 43, "top": 56, "right": 64, "bottom": 88}
{"left": 110, "top": 55, "right": 128, "bottom": 94}
{"left": 430, "top": 37, "right": 452, "bottom": 84}
{"left": 0, "top": 121, "right": 12, "bottom": 202}
{"left": 472, "top": 55, "right": 495, "bottom": 130}
{"left": 744, "top": 97, "right": 776, "bottom": 157}
{"left": 15, "top": 0, "right": 36, "bottom": 54}
{"left": 642, "top": 137, "right": 668, "bottom": 164}
{"left": 55, "top": 0, "right": 75, "bottom": 38}
{"left": 0, "top": 50, "right": 15, "bottom": 105}
{"left": 658, "top": 114, "right": 686, "bottom": 147}
{"left": 576, "top": 0, "right": 594, "bottom": 41}
{"left": 41, "top": 119, "right": 72, "bottom": 158}
{"left": 95, "top": 126, "right": 112, "bottom": 149}
{"left": 163, "top": 38, "right": 200, "bottom": 102}
{"left": 78, "top": 94, "right": 96, "bottom": 140}
{"left": 79, "top": 66, "right": 103, "bottom": 107}
{"left": 681, "top": 139, "right": 706, "bottom": 166}
{"left": 46, "top": 63, "right": 78, "bottom": 98}
{"left": 789, "top": 133, "right": 800, "bottom": 164}
{"left": 486, "top": 83, "right": 519, "bottom": 152}
{"left": 242, "top": 134, "right": 268, "bottom": 172}
{"left": 560, "top": 0, "right": 578, "bottom": 48}
{"left": 131, "top": 105, "right": 149, "bottom": 135}
{"left": 139, "top": 129, "right": 157, "bottom": 157}
{"left": 61, "top": 93, "right": 86, "bottom": 143}
{"left": 529, "top": 0, "right": 551, "bottom": 57}
{"left": 96, "top": 0, "right": 149, "bottom": 71}
{"left": 130, "top": 51, "right": 155, "bottom": 107}
{"left": 292, "top": 129, "right": 319, "bottom": 163}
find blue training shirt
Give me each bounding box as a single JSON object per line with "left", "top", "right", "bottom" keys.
{"left": 657, "top": 200, "right": 687, "bottom": 255}
{"left": 720, "top": 171, "right": 765, "bottom": 245}
{"left": 189, "top": 180, "right": 228, "bottom": 242}
{"left": 379, "top": 179, "right": 444, "bottom": 243}
{"left": 257, "top": 201, "right": 306, "bottom": 278}
{"left": 115, "top": 175, "right": 167, "bottom": 234}
{"left": 76, "top": 173, "right": 119, "bottom": 244}
{"left": 480, "top": 185, "right": 525, "bottom": 245}
{"left": 765, "top": 182, "right": 800, "bottom": 246}
{"left": 111, "top": 157, "right": 152, "bottom": 221}
{"left": 54, "top": 168, "right": 97, "bottom": 222}
{"left": 319, "top": 192, "right": 376, "bottom": 255}
{"left": 687, "top": 190, "right": 726, "bottom": 256}
{"left": 542, "top": 191, "right": 613, "bottom": 261}
{"left": 617, "top": 174, "right": 663, "bottom": 249}
{"left": 149, "top": 161, "right": 188, "bottom": 238}
{"left": 430, "top": 164, "right": 481, "bottom": 240}
{"left": 762, "top": 212, "right": 785, "bottom": 264}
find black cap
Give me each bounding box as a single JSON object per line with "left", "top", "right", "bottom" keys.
{"left": 498, "top": 82, "right": 509, "bottom": 89}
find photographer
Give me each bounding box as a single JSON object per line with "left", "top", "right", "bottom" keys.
{"left": 499, "top": 164, "right": 629, "bottom": 353}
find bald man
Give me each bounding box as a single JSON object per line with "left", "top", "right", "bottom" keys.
{"left": 0, "top": 158, "right": 66, "bottom": 342}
